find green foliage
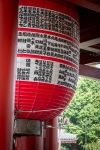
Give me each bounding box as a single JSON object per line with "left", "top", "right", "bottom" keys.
{"left": 61, "top": 145, "right": 67, "bottom": 150}
{"left": 63, "top": 78, "right": 100, "bottom": 149}
{"left": 83, "top": 139, "right": 100, "bottom": 150}
{"left": 61, "top": 145, "right": 69, "bottom": 150}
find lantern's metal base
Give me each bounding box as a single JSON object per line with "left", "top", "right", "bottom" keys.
{"left": 13, "top": 119, "right": 42, "bottom": 136}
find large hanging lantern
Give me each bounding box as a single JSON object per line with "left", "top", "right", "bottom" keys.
{"left": 15, "top": 0, "right": 80, "bottom": 121}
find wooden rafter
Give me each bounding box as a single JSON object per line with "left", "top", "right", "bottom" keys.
{"left": 79, "top": 64, "right": 100, "bottom": 80}
{"left": 65, "top": 0, "right": 100, "bottom": 12}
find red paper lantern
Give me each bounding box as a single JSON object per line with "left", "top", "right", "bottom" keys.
{"left": 15, "top": 0, "right": 80, "bottom": 120}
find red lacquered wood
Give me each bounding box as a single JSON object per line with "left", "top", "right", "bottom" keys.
{"left": 0, "top": 0, "right": 18, "bottom": 149}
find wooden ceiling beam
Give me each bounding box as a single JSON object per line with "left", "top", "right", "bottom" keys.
{"left": 80, "top": 47, "right": 100, "bottom": 54}
{"left": 90, "top": 44, "right": 100, "bottom": 50}
{"left": 79, "top": 64, "right": 100, "bottom": 80}
{"left": 65, "top": 0, "right": 100, "bottom": 12}
{"left": 80, "top": 11, "right": 100, "bottom": 43}
{"left": 80, "top": 25, "right": 100, "bottom": 43}
{"left": 80, "top": 53, "right": 100, "bottom": 64}
{"left": 80, "top": 38, "right": 100, "bottom": 53}
{"left": 80, "top": 38, "right": 100, "bottom": 48}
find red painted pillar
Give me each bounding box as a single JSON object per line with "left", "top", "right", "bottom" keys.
{"left": 15, "top": 136, "right": 43, "bottom": 150}
{"left": 0, "top": 0, "right": 18, "bottom": 150}
{"left": 44, "top": 117, "right": 58, "bottom": 150}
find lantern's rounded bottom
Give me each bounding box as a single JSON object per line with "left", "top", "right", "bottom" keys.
{"left": 15, "top": 81, "right": 74, "bottom": 120}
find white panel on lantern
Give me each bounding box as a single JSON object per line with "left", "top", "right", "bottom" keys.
{"left": 18, "top": 6, "right": 80, "bottom": 42}
{"left": 16, "top": 57, "right": 78, "bottom": 90}
{"left": 18, "top": 31, "right": 79, "bottom": 66}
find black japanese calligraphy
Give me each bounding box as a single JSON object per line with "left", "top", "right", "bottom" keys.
{"left": 18, "top": 6, "right": 79, "bottom": 42}
{"left": 17, "top": 58, "right": 78, "bottom": 90}
{"left": 18, "top": 32, "right": 79, "bottom": 66}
